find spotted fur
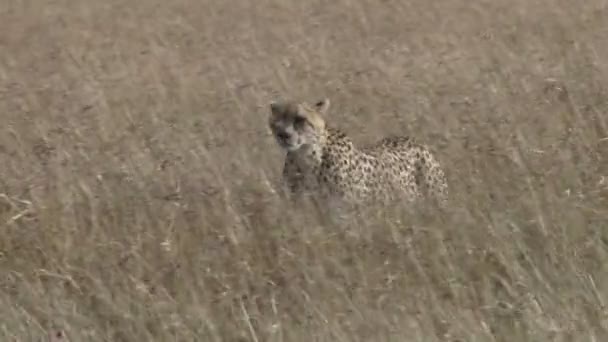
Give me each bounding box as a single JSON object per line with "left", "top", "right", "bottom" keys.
{"left": 268, "top": 98, "right": 448, "bottom": 205}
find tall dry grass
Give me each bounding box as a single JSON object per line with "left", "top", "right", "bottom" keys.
{"left": 1, "top": 0, "right": 607, "bottom": 340}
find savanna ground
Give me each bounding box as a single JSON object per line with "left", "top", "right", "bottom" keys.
{"left": 1, "top": 0, "right": 607, "bottom": 341}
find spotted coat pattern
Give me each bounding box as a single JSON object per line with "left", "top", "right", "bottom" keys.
{"left": 269, "top": 99, "right": 448, "bottom": 205}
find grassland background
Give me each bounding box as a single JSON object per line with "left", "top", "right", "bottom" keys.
{"left": 1, "top": 0, "right": 607, "bottom": 341}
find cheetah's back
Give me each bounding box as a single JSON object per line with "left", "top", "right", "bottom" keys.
{"left": 364, "top": 136, "right": 448, "bottom": 204}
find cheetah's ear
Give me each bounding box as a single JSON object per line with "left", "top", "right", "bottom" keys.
{"left": 313, "top": 98, "right": 330, "bottom": 115}
{"left": 270, "top": 101, "right": 288, "bottom": 118}
{"left": 270, "top": 101, "right": 281, "bottom": 113}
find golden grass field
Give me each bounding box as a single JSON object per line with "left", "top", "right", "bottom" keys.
{"left": 1, "top": 0, "right": 607, "bottom": 340}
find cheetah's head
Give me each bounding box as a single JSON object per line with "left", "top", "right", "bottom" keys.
{"left": 268, "top": 98, "right": 330, "bottom": 152}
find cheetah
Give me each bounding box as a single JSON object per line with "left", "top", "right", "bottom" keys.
{"left": 268, "top": 98, "right": 448, "bottom": 205}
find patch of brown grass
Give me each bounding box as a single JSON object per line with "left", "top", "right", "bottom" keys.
{"left": 1, "top": 0, "right": 607, "bottom": 340}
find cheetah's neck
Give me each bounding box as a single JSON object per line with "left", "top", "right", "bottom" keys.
{"left": 287, "top": 126, "right": 358, "bottom": 172}
{"left": 286, "top": 135, "right": 325, "bottom": 173}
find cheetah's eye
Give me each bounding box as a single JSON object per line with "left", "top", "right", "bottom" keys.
{"left": 293, "top": 116, "right": 307, "bottom": 128}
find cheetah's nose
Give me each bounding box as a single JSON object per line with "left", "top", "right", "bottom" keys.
{"left": 277, "top": 132, "right": 291, "bottom": 141}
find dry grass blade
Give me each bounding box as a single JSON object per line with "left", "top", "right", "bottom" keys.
{"left": 0, "top": 0, "right": 607, "bottom": 341}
